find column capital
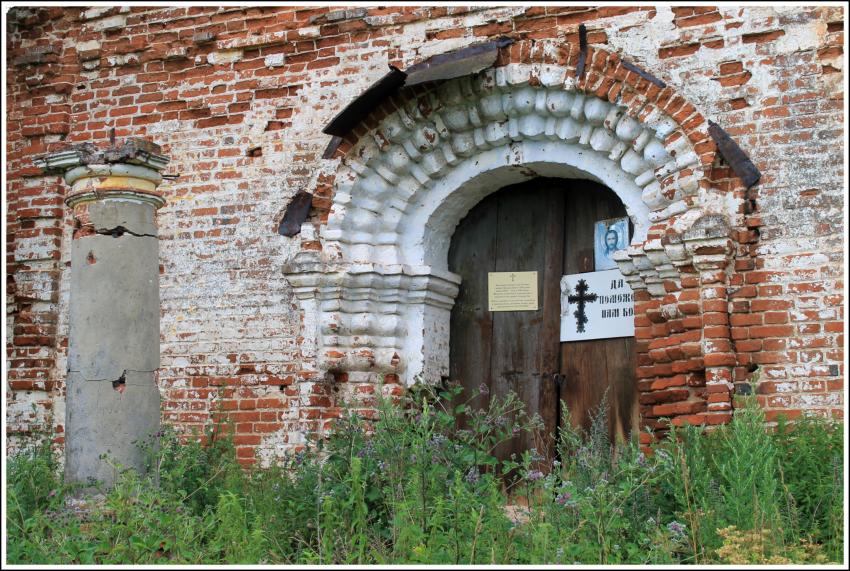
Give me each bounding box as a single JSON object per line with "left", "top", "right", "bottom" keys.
{"left": 34, "top": 138, "right": 170, "bottom": 209}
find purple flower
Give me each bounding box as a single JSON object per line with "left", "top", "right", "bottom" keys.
{"left": 465, "top": 468, "right": 480, "bottom": 485}
{"left": 667, "top": 521, "right": 686, "bottom": 535}
{"left": 429, "top": 434, "right": 447, "bottom": 448}
{"left": 527, "top": 470, "right": 544, "bottom": 482}
{"left": 478, "top": 383, "right": 490, "bottom": 395}
{"left": 555, "top": 491, "right": 572, "bottom": 505}
{"left": 637, "top": 452, "right": 646, "bottom": 467}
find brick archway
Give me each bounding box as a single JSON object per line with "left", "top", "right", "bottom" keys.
{"left": 284, "top": 39, "right": 747, "bottom": 439}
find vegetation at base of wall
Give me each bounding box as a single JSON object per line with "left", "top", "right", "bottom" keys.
{"left": 5, "top": 384, "right": 845, "bottom": 565}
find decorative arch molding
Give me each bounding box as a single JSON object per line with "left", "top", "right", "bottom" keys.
{"left": 284, "top": 40, "right": 745, "bottom": 432}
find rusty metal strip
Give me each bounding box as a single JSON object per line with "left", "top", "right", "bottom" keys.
{"left": 322, "top": 136, "right": 344, "bottom": 159}
{"left": 404, "top": 36, "right": 514, "bottom": 86}
{"left": 708, "top": 120, "right": 761, "bottom": 189}
{"left": 278, "top": 191, "right": 314, "bottom": 236}
{"left": 575, "top": 23, "right": 588, "bottom": 79}
{"left": 322, "top": 67, "right": 406, "bottom": 137}
{"left": 621, "top": 60, "right": 666, "bottom": 88}
{"left": 321, "top": 38, "right": 516, "bottom": 142}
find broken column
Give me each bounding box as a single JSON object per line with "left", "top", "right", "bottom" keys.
{"left": 35, "top": 139, "right": 169, "bottom": 489}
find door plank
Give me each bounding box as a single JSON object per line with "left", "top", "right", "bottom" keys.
{"left": 449, "top": 194, "right": 499, "bottom": 418}
{"left": 538, "top": 185, "right": 566, "bottom": 457}
{"left": 491, "top": 184, "right": 552, "bottom": 460}
{"left": 561, "top": 338, "right": 610, "bottom": 432}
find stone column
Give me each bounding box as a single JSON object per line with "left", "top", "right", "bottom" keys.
{"left": 35, "top": 139, "right": 169, "bottom": 489}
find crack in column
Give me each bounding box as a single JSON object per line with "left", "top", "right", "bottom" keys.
{"left": 67, "top": 367, "right": 158, "bottom": 381}
{"left": 94, "top": 225, "right": 157, "bottom": 238}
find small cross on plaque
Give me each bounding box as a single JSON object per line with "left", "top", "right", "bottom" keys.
{"left": 567, "top": 278, "right": 597, "bottom": 333}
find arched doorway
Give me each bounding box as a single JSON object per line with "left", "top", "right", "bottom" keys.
{"left": 285, "top": 52, "right": 743, "bottom": 444}
{"left": 449, "top": 178, "right": 637, "bottom": 461}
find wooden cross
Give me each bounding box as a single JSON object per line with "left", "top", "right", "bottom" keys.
{"left": 567, "top": 279, "right": 597, "bottom": 333}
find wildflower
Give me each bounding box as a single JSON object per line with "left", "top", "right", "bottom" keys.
{"left": 465, "top": 467, "right": 480, "bottom": 485}
{"left": 667, "top": 520, "right": 686, "bottom": 536}
{"left": 354, "top": 440, "right": 374, "bottom": 459}
{"left": 527, "top": 470, "right": 544, "bottom": 482}
{"left": 530, "top": 448, "right": 544, "bottom": 462}
{"left": 555, "top": 491, "right": 572, "bottom": 505}
{"left": 637, "top": 452, "right": 646, "bottom": 467}
{"left": 478, "top": 383, "right": 489, "bottom": 395}
{"left": 429, "top": 434, "right": 448, "bottom": 448}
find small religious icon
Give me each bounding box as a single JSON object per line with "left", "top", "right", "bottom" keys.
{"left": 594, "top": 216, "right": 629, "bottom": 271}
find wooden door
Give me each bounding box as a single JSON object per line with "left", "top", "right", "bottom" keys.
{"left": 448, "top": 178, "right": 637, "bottom": 462}
{"left": 559, "top": 182, "right": 638, "bottom": 442}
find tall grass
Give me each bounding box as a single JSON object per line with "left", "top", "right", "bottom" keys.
{"left": 5, "top": 385, "right": 844, "bottom": 564}
{"left": 655, "top": 397, "right": 843, "bottom": 563}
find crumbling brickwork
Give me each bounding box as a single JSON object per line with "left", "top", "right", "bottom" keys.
{"left": 6, "top": 5, "right": 845, "bottom": 464}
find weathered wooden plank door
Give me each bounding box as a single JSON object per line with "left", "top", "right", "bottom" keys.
{"left": 449, "top": 178, "right": 637, "bottom": 462}
{"left": 449, "top": 181, "right": 563, "bottom": 460}
{"left": 559, "top": 181, "right": 638, "bottom": 442}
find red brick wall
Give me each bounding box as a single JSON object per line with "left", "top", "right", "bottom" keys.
{"left": 6, "top": 5, "right": 845, "bottom": 463}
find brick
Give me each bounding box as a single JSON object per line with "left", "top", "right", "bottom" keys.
{"left": 652, "top": 400, "right": 707, "bottom": 417}
{"left": 658, "top": 43, "right": 700, "bottom": 59}
{"left": 742, "top": 30, "right": 786, "bottom": 44}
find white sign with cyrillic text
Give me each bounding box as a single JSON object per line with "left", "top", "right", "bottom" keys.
{"left": 560, "top": 269, "right": 634, "bottom": 341}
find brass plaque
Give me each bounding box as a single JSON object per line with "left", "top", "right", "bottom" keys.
{"left": 488, "top": 271, "right": 538, "bottom": 311}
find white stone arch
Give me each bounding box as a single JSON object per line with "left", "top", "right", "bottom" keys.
{"left": 285, "top": 64, "right": 733, "bottom": 386}
{"left": 409, "top": 143, "right": 650, "bottom": 270}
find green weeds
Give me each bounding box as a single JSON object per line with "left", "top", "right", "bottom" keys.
{"left": 5, "top": 384, "right": 844, "bottom": 564}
